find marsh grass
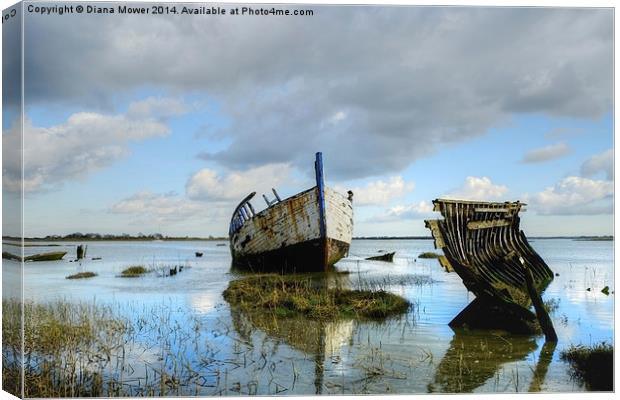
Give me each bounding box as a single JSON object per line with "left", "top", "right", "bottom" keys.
{"left": 560, "top": 342, "right": 613, "bottom": 391}
{"left": 148, "top": 262, "right": 191, "bottom": 277}
{"left": 120, "top": 265, "right": 148, "bottom": 277}
{"left": 66, "top": 271, "right": 98, "bottom": 279}
{"left": 3, "top": 299, "right": 128, "bottom": 397}
{"left": 223, "top": 274, "right": 410, "bottom": 320}
{"left": 2, "top": 298, "right": 245, "bottom": 396}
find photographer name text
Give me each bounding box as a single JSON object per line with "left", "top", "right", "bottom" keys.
{"left": 24, "top": 4, "right": 314, "bottom": 17}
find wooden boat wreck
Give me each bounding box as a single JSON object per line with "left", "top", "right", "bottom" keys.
{"left": 365, "top": 251, "right": 395, "bottom": 262}
{"left": 2, "top": 251, "right": 67, "bottom": 262}
{"left": 425, "top": 199, "right": 556, "bottom": 336}
{"left": 229, "top": 152, "right": 353, "bottom": 272}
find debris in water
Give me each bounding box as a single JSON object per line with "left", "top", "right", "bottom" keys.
{"left": 3, "top": 251, "right": 67, "bottom": 262}
{"left": 365, "top": 252, "right": 395, "bottom": 262}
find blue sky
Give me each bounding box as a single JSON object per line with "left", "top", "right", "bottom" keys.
{"left": 2, "top": 5, "right": 613, "bottom": 237}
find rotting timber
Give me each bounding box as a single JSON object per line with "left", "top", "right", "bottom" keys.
{"left": 425, "top": 199, "right": 556, "bottom": 337}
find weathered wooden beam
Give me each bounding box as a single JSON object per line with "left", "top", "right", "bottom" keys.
{"left": 474, "top": 208, "right": 510, "bottom": 213}
{"left": 424, "top": 219, "right": 445, "bottom": 248}
{"left": 521, "top": 257, "right": 557, "bottom": 342}
{"left": 467, "top": 219, "right": 511, "bottom": 230}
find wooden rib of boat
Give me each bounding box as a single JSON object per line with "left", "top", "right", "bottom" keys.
{"left": 229, "top": 152, "right": 353, "bottom": 272}
{"left": 425, "top": 199, "right": 554, "bottom": 332}
{"left": 365, "top": 252, "right": 395, "bottom": 262}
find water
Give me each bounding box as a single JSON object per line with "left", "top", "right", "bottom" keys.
{"left": 3, "top": 238, "right": 614, "bottom": 394}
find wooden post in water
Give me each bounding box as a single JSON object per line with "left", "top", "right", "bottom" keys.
{"left": 520, "top": 257, "right": 558, "bottom": 342}
{"left": 77, "top": 245, "right": 84, "bottom": 260}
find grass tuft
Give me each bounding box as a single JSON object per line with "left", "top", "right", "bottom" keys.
{"left": 560, "top": 342, "right": 613, "bottom": 391}
{"left": 223, "top": 274, "right": 410, "bottom": 320}
{"left": 120, "top": 265, "right": 148, "bottom": 277}
{"left": 66, "top": 271, "right": 98, "bottom": 279}
{"left": 418, "top": 252, "right": 441, "bottom": 259}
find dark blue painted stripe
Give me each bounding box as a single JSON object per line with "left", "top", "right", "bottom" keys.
{"left": 315, "top": 152, "right": 327, "bottom": 239}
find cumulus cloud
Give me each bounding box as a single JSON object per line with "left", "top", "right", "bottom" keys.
{"left": 19, "top": 7, "right": 612, "bottom": 179}
{"left": 367, "top": 201, "right": 434, "bottom": 222}
{"left": 2, "top": 97, "right": 186, "bottom": 193}
{"left": 110, "top": 191, "right": 204, "bottom": 222}
{"left": 527, "top": 176, "right": 613, "bottom": 215}
{"left": 336, "top": 176, "right": 414, "bottom": 206}
{"left": 521, "top": 142, "right": 571, "bottom": 163}
{"left": 444, "top": 176, "right": 508, "bottom": 201}
{"left": 580, "top": 149, "right": 613, "bottom": 180}
{"left": 186, "top": 164, "right": 292, "bottom": 202}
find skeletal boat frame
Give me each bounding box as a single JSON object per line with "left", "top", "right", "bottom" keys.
{"left": 425, "top": 199, "right": 556, "bottom": 335}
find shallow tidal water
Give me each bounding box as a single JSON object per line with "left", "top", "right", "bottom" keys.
{"left": 2, "top": 238, "right": 614, "bottom": 395}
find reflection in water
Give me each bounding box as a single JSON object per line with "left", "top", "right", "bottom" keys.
{"left": 429, "top": 329, "right": 538, "bottom": 393}
{"left": 528, "top": 341, "right": 557, "bottom": 392}
{"left": 230, "top": 308, "right": 354, "bottom": 394}
{"left": 226, "top": 270, "right": 364, "bottom": 393}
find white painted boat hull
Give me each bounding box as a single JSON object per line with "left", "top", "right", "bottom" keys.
{"left": 229, "top": 186, "right": 353, "bottom": 272}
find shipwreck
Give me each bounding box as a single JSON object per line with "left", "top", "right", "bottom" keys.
{"left": 425, "top": 199, "right": 557, "bottom": 338}
{"left": 229, "top": 152, "right": 354, "bottom": 272}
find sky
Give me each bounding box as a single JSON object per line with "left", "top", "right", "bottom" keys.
{"left": 1, "top": 4, "right": 614, "bottom": 237}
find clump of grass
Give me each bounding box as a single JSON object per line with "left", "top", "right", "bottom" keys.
{"left": 66, "top": 271, "right": 98, "bottom": 279}
{"left": 120, "top": 265, "right": 148, "bottom": 277}
{"left": 223, "top": 274, "right": 410, "bottom": 320}
{"left": 418, "top": 252, "right": 441, "bottom": 259}
{"left": 560, "top": 342, "right": 613, "bottom": 391}
{"left": 2, "top": 299, "right": 128, "bottom": 397}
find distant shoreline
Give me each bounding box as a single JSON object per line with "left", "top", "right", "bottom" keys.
{"left": 3, "top": 235, "right": 613, "bottom": 243}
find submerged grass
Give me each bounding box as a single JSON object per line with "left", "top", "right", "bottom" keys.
{"left": 120, "top": 265, "right": 148, "bottom": 277}
{"left": 66, "top": 271, "right": 98, "bottom": 279}
{"left": 223, "top": 274, "right": 410, "bottom": 320}
{"left": 560, "top": 342, "right": 613, "bottom": 391}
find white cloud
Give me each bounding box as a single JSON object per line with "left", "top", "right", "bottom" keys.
{"left": 527, "top": 176, "right": 613, "bottom": 215}
{"left": 444, "top": 176, "right": 508, "bottom": 201}
{"left": 20, "top": 8, "right": 612, "bottom": 180}
{"left": 2, "top": 97, "right": 187, "bottom": 193}
{"left": 109, "top": 191, "right": 204, "bottom": 222}
{"left": 367, "top": 201, "right": 434, "bottom": 222}
{"left": 337, "top": 176, "right": 414, "bottom": 206}
{"left": 580, "top": 149, "right": 613, "bottom": 180}
{"left": 185, "top": 164, "right": 292, "bottom": 202}
{"left": 521, "top": 142, "right": 571, "bottom": 163}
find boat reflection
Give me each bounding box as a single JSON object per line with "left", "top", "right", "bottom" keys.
{"left": 230, "top": 307, "right": 354, "bottom": 394}
{"left": 228, "top": 270, "right": 356, "bottom": 394}
{"left": 428, "top": 329, "right": 539, "bottom": 393}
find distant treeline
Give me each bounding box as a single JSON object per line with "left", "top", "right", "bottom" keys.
{"left": 3, "top": 233, "right": 228, "bottom": 242}
{"left": 532, "top": 236, "right": 613, "bottom": 241}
